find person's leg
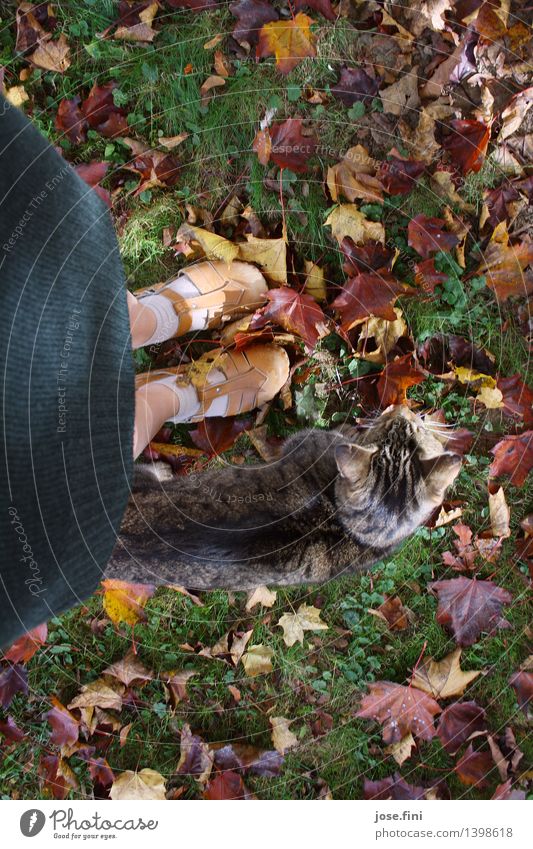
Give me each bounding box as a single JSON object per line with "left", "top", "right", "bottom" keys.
{"left": 132, "top": 346, "right": 290, "bottom": 459}
{"left": 129, "top": 260, "right": 268, "bottom": 349}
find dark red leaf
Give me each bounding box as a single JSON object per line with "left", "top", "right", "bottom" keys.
{"left": 429, "top": 577, "right": 512, "bottom": 646}
{"left": 204, "top": 771, "right": 248, "bottom": 799}
{"left": 378, "top": 154, "right": 426, "bottom": 195}
{"left": 418, "top": 334, "right": 496, "bottom": 377}
{"left": 437, "top": 701, "right": 486, "bottom": 754}
{"left": 489, "top": 432, "right": 533, "bottom": 487}
{"left": 88, "top": 757, "right": 115, "bottom": 787}
{"left": 265, "top": 118, "right": 318, "bottom": 173}
{"left": 38, "top": 754, "right": 76, "bottom": 800}
{"left": 0, "top": 715, "right": 25, "bottom": 744}
{"left": 81, "top": 82, "right": 128, "bottom": 138}
{"left": 293, "top": 0, "right": 336, "bottom": 20}
{"left": 340, "top": 237, "right": 394, "bottom": 276}
{"left": 251, "top": 287, "right": 327, "bottom": 349}
{"left": 492, "top": 779, "right": 526, "bottom": 800}
{"left": 442, "top": 119, "right": 490, "bottom": 175}
{"left": 509, "top": 671, "right": 533, "bottom": 714}
{"left": 408, "top": 215, "right": 459, "bottom": 259}
{"left": 46, "top": 698, "right": 80, "bottom": 748}
{"left": 190, "top": 417, "right": 251, "bottom": 456}
{"left": 166, "top": 0, "right": 218, "bottom": 9}
{"left": 331, "top": 66, "right": 380, "bottom": 106}
{"left": 455, "top": 742, "right": 494, "bottom": 787}
{"left": 497, "top": 375, "right": 533, "bottom": 428}
{"left": 363, "top": 773, "right": 425, "bottom": 800}
{"left": 4, "top": 623, "right": 47, "bottom": 663}
{"left": 332, "top": 273, "right": 409, "bottom": 330}
{"left": 0, "top": 664, "right": 28, "bottom": 708}
{"left": 212, "top": 743, "right": 283, "bottom": 777}
{"left": 55, "top": 96, "right": 86, "bottom": 144}
{"left": 415, "top": 258, "right": 448, "bottom": 294}
{"left": 74, "top": 162, "right": 112, "bottom": 208}
{"left": 229, "top": 0, "right": 279, "bottom": 45}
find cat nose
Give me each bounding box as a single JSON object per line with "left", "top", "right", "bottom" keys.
{"left": 383, "top": 405, "right": 416, "bottom": 421}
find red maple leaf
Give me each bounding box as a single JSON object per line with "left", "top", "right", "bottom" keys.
{"left": 497, "top": 375, "right": 533, "bottom": 428}
{"left": 363, "top": 773, "right": 426, "bottom": 800}
{"left": 190, "top": 416, "right": 251, "bottom": 457}
{"left": 408, "top": 215, "right": 459, "bottom": 259}
{"left": 489, "top": 432, "right": 533, "bottom": 487}
{"left": 429, "top": 577, "right": 512, "bottom": 646}
{"left": 509, "top": 671, "right": 533, "bottom": 715}
{"left": 378, "top": 153, "right": 426, "bottom": 195}
{"left": 455, "top": 743, "right": 494, "bottom": 787}
{"left": 255, "top": 118, "right": 318, "bottom": 173}
{"left": 437, "top": 701, "right": 487, "bottom": 754}
{"left": 0, "top": 664, "right": 28, "bottom": 709}
{"left": 442, "top": 119, "right": 490, "bottom": 175}
{"left": 340, "top": 237, "right": 394, "bottom": 276}
{"left": 46, "top": 697, "right": 80, "bottom": 748}
{"left": 331, "top": 273, "right": 409, "bottom": 330}
{"left": 251, "top": 287, "right": 328, "bottom": 349}
{"left": 356, "top": 680, "right": 441, "bottom": 744}
{"left": 229, "top": 0, "right": 278, "bottom": 44}
{"left": 331, "top": 65, "right": 380, "bottom": 105}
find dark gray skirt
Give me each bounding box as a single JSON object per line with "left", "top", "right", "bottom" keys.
{"left": 0, "top": 95, "right": 134, "bottom": 647}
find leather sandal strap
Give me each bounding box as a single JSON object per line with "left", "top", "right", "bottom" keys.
{"left": 195, "top": 349, "right": 268, "bottom": 417}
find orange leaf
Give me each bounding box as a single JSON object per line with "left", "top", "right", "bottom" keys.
{"left": 4, "top": 623, "right": 47, "bottom": 663}
{"left": 257, "top": 13, "right": 316, "bottom": 75}
{"left": 377, "top": 355, "right": 425, "bottom": 408}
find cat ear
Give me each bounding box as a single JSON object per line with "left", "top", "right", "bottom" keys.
{"left": 335, "top": 443, "right": 378, "bottom": 483}
{"left": 420, "top": 452, "right": 462, "bottom": 501}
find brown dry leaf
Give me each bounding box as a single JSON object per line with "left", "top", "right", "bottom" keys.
{"left": 327, "top": 145, "right": 384, "bottom": 204}
{"left": 67, "top": 678, "right": 124, "bottom": 712}
{"left": 355, "top": 308, "right": 407, "bottom": 365}
{"left": 28, "top": 33, "right": 70, "bottom": 73}
{"left": 119, "top": 723, "right": 132, "bottom": 747}
{"left": 270, "top": 716, "right": 298, "bottom": 754}
{"left": 303, "top": 260, "right": 327, "bottom": 302}
{"left": 241, "top": 644, "right": 274, "bottom": 677}
{"left": 411, "top": 648, "right": 481, "bottom": 699}
{"left": 430, "top": 171, "right": 475, "bottom": 213}
{"left": 109, "top": 768, "right": 166, "bottom": 800}
{"left": 214, "top": 49, "right": 232, "bottom": 77}
{"left": 177, "top": 723, "right": 214, "bottom": 784}
{"left": 200, "top": 74, "right": 226, "bottom": 107}
{"left": 499, "top": 87, "right": 533, "bottom": 141}
{"left": 237, "top": 235, "right": 287, "bottom": 284}
{"left": 175, "top": 224, "right": 239, "bottom": 263}
{"left": 163, "top": 670, "right": 197, "bottom": 707}
{"left": 114, "top": 2, "right": 159, "bottom": 42}
{"left": 476, "top": 220, "right": 533, "bottom": 301}
{"left": 167, "top": 584, "right": 204, "bottom": 606}
{"left": 204, "top": 33, "right": 224, "bottom": 49}
{"left": 489, "top": 487, "right": 511, "bottom": 539}
{"left": 246, "top": 585, "right": 277, "bottom": 611}
{"left": 278, "top": 604, "right": 328, "bottom": 647}
{"left": 230, "top": 629, "right": 253, "bottom": 666}
{"left": 325, "top": 204, "right": 385, "bottom": 245}
{"left": 158, "top": 133, "right": 189, "bottom": 150}
{"left": 385, "top": 733, "right": 416, "bottom": 766}
{"left": 103, "top": 651, "right": 153, "bottom": 687}
{"left": 380, "top": 68, "right": 420, "bottom": 117}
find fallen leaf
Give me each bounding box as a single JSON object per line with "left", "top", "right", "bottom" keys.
{"left": 372, "top": 595, "right": 410, "bottom": 631}
{"left": 4, "top": 623, "right": 47, "bottom": 663}
{"left": 39, "top": 754, "right": 78, "bottom": 800}
{"left": 109, "top": 768, "right": 166, "bottom": 800}
{"left": 327, "top": 145, "right": 384, "bottom": 204}
{"left": 46, "top": 697, "right": 80, "bottom": 748}
{"left": 332, "top": 274, "right": 409, "bottom": 330}
{"left": 200, "top": 74, "right": 226, "bottom": 107}
{"left": 489, "top": 432, "right": 533, "bottom": 487}
{"left": 377, "top": 355, "right": 425, "bottom": 407}
{"left": 246, "top": 585, "right": 277, "bottom": 610}
{"left": 509, "top": 671, "right": 533, "bottom": 714}
{"left": 356, "top": 681, "right": 441, "bottom": 744}
{"left": 331, "top": 65, "right": 380, "bottom": 106}
{"left": 429, "top": 577, "right": 513, "bottom": 646}
{"left": 230, "top": 0, "right": 279, "bottom": 46}
{"left": 363, "top": 772, "right": 426, "bottom": 800}
{"left": 254, "top": 118, "right": 318, "bottom": 172}
{"left": 237, "top": 235, "right": 287, "bottom": 283}
{"left": 190, "top": 417, "right": 250, "bottom": 456}
{"left": 0, "top": 715, "right": 25, "bottom": 744}
{"left": 250, "top": 288, "right": 329, "bottom": 351}
{"left": 378, "top": 153, "right": 426, "bottom": 195}
{"left": 437, "top": 701, "right": 487, "bottom": 754}
{"left": 270, "top": 716, "right": 298, "bottom": 754}
{"left": 204, "top": 771, "right": 248, "bottom": 799}
{"left": 177, "top": 723, "right": 214, "bottom": 784}
{"left": 103, "top": 651, "right": 153, "bottom": 687}
{"left": 212, "top": 742, "right": 283, "bottom": 776}
{"left": 163, "top": 670, "right": 197, "bottom": 707}
{"left": 278, "top": 604, "right": 328, "bottom": 647}
{"left": 257, "top": 13, "right": 316, "bottom": 75}
{"left": 411, "top": 648, "right": 481, "bottom": 699}
{"left": 113, "top": 1, "right": 159, "bottom": 43}
{"left": 68, "top": 678, "right": 124, "bottom": 711}
{"left": 380, "top": 69, "right": 420, "bottom": 117}
{"left": 408, "top": 215, "right": 459, "bottom": 259}
{"left": 241, "top": 644, "right": 274, "bottom": 677}
{"left": 455, "top": 743, "right": 494, "bottom": 787}
{"left": 101, "top": 579, "right": 155, "bottom": 626}
{"left": 443, "top": 119, "right": 490, "bottom": 175}
{"left": 385, "top": 733, "right": 416, "bottom": 766}
{"left": 0, "top": 664, "right": 28, "bottom": 708}
{"left": 476, "top": 221, "right": 533, "bottom": 301}
{"left": 488, "top": 487, "right": 511, "bottom": 539}
{"left": 28, "top": 32, "right": 70, "bottom": 73}
{"left": 325, "top": 204, "right": 385, "bottom": 245}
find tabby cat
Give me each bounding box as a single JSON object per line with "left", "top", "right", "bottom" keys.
{"left": 106, "top": 406, "right": 461, "bottom": 588}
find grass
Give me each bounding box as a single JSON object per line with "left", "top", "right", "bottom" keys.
{"left": 0, "top": 1, "right": 531, "bottom": 801}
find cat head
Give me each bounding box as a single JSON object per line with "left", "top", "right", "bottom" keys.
{"left": 334, "top": 406, "right": 461, "bottom": 548}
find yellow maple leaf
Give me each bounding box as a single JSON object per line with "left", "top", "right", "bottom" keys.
{"left": 101, "top": 579, "right": 155, "bottom": 626}
{"left": 277, "top": 603, "right": 328, "bottom": 647}
{"left": 109, "top": 768, "right": 166, "bottom": 800}
{"left": 257, "top": 13, "right": 316, "bottom": 75}
{"left": 411, "top": 648, "right": 481, "bottom": 699}
{"left": 325, "top": 204, "right": 385, "bottom": 245}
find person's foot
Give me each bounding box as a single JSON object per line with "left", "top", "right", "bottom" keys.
{"left": 128, "top": 260, "right": 268, "bottom": 349}
{"left": 133, "top": 344, "right": 289, "bottom": 458}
